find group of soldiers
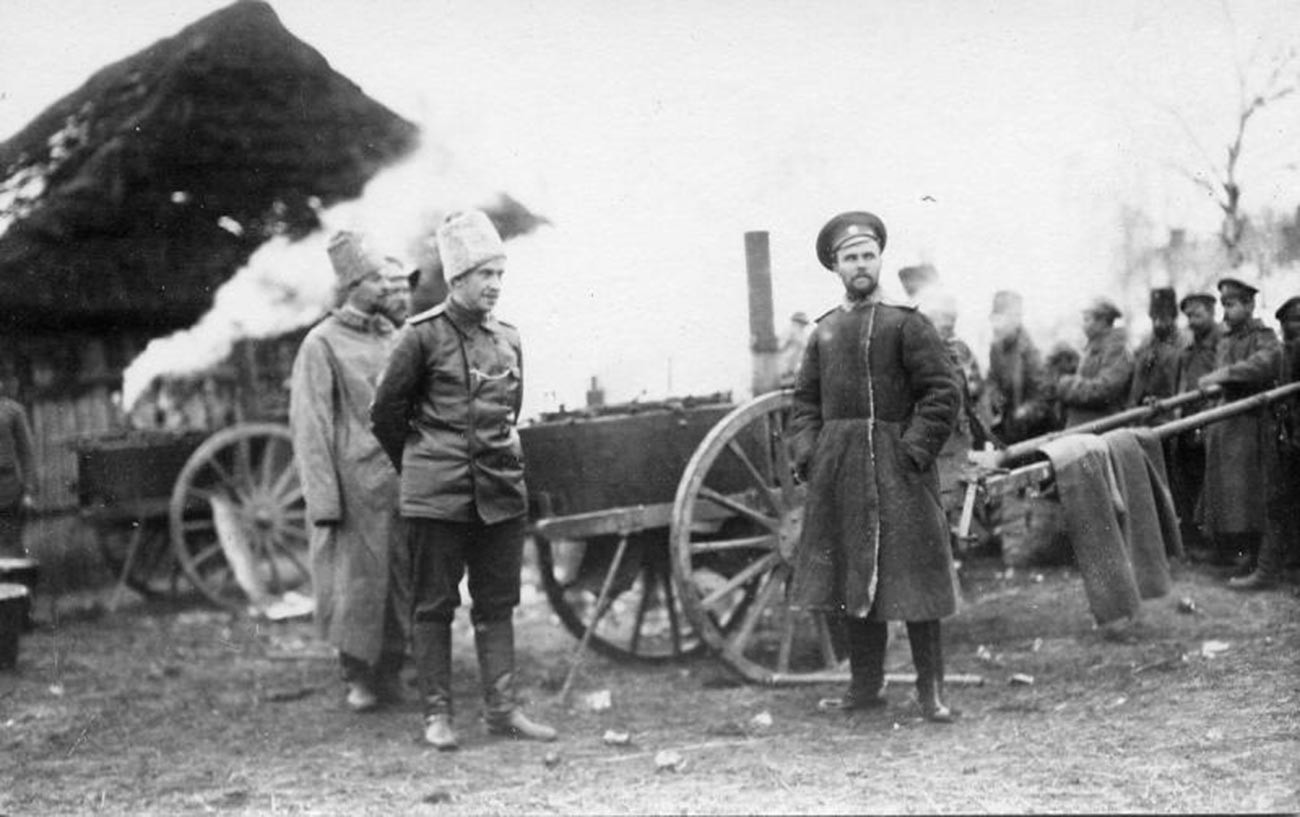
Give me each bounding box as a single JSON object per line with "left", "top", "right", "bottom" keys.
{"left": 914, "top": 272, "right": 1300, "bottom": 593}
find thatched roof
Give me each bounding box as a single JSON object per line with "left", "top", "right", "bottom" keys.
{"left": 0, "top": 0, "right": 419, "bottom": 333}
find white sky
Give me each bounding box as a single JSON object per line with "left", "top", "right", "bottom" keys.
{"left": 2, "top": 0, "right": 1298, "bottom": 414}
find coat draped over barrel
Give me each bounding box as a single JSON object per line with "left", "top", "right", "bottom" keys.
{"left": 1200, "top": 318, "right": 1280, "bottom": 535}
{"left": 788, "top": 300, "right": 960, "bottom": 621}
{"left": 289, "top": 309, "right": 410, "bottom": 664}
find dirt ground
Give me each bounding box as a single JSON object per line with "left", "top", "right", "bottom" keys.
{"left": 2, "top": 551, "right": 1297, "bottom": 816}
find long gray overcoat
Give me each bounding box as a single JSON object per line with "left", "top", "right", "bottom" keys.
{"left": 289, "top": 309, "right": 410, "bottom": 664}
{"left": 788, "top": 299, "right": 961, "bottom": 621}
{"left": 1201, "top": 318, "right": 1280, "bottom": 535}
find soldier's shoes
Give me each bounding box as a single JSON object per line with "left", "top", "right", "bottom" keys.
{"left": 423, "top": 714, "right": 460, "bottom": 751}
{"left": 817, "top": 687, "right": 888, "bottom": 712}
{"left": 373, "top": 673, "right": 409, "bottom": 705}
{"left": 485, "top": 709, "right": 558, "bottom": 742}
{"left": 1228, "top": 572, "right": 1279, "bottom": 591}
{"left": 919, "top": 699, "right": 960, "bottom": 723}
{"left": 345, "top": 681, "right": 380, "bottom": 713}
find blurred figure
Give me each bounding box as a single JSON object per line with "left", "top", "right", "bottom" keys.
{"left": 0, "top": 374, "right": 36, "bottom": 558}
{"left": 290, "top": 230, "right": 412, "bottom": 714}
{"left": 1197, "top": 275, "right": 1280, "bottom": 571}
{"left": 777, "top": 311, "right": 814, "bottom": 388}
{"left": 985, "top": 290, "right": 1052, "bottom": 444}
{"left": 897, "top": 263, "right": 939, "bottom": 303}
{"left": 1200, "top": 295, "right": 1300, "bottom": 589}
{"left": 1055, "top": 297, "right": 1134, "bottom": 428}
{"left": 1128, "top": 287, "right": 1184, "bottom": 408}
{"left": 1171, "top": 292, "right": 1222, "bottom": 558}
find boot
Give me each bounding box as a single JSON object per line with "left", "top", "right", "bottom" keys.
{"left": 821, "top": 618, "right": 888, "bottom": 711}
{"left": 373, "top": 650, "right": 408, "bottom": 705}
{"left": 475, "top": 619, "right": 557, "bottom": 742}
{"left": 1229, "top": 532, "right": 1284, "bottom": 591}
{"left": 908, "top": 620, "right": 957, "bottom": 723}
{"left": 413, "top": 620, "right": 458, "bottom": 750}
{"left": 340, "top": 653, "right": 379, "bottom": 713}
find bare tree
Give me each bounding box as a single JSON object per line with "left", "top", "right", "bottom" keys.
{"left": 1168, "top": 45, "right": 1299, "bottom": 268}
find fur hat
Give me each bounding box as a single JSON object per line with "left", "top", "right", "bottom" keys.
{"left": 991, "top": 290, "right": 1024, "bottom": 317}
{"left": 1148, "top": 287, "right": 1178, "bottom": 318}
{"left": 327, "top": 230, "right": 385, "bottom": 289}
{"left": 437, "top": 210, "right": 505, "bottom": 281}
{"left": 815, "top": 211, "right": 887, "bottom": 269}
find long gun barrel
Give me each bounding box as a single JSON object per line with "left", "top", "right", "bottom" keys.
{"left": 975, "top": 380, "right": 1300, "bottom": 504}
{"left": 993, "top": 385, "right": 1222, "bottom": 467}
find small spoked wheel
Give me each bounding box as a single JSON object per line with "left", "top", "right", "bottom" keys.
{"left": 168, "top": 423, "right": 310, "bottom": 612}
{"left": 535, "top": 529, "right": 702, "bottom": 661}
{"left": 671, "top": 391, "right": 846, "bottom": 683}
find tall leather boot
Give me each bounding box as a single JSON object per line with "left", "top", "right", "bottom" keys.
{"left": 908, "top": 620, "right": 957, "bottom": 723}
{"left": 844, "top": 618, "right": 889, "bottom": 709}
{"left": 475, "top": 619, "right": 557, "bottom": 742}
{"left": 412, "top": 620, "right": 458, "bottom": 750}
{"left": 1229, "top": 532, "right": 1283, "bottom": 591}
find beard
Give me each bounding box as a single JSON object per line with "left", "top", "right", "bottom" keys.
{"left": 844, "top": 275, "right": 878, "bottom": 300}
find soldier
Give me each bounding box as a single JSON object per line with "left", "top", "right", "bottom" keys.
{"left": 1128, "top": 287, "right": 1184, "bottom": 408}
{"left": 1197, "top": 276, "right": 1280, "bottom": 571}
{"left": 789, "top": 211, "right": 962, "bottom": 723}
{"left": 0, "top": 373, "right": 36, "bottom": 558}
{"left": 777, "top": 311, "right": 814, "bottom": 388}
{"left": 1170, "top": 292, "right": 1223, "bottom": 559}
{"left": 1200, "top": 295, "right": 1300, "bottom": 588}
{"left": 288, "top": 231, "right": 412, "bottom": 713}
{"left": 985, "top": 290, "right": 1052, "bottom": 444}
{"left": 1055, "top": 296, "right": 1135, "bottom": 428}
{"left": 371, "top": 210, "right": 556, "bottom": 750}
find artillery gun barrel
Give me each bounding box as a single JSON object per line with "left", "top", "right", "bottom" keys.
{"left": 995, "top": 385, "right": 1221, "bottom": 467}
{"left": 1152, "top": 380, "right": 1300, "bottom": 439}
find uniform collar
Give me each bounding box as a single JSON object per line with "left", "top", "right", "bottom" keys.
{"left": 839, "top": 290, "right": 883, "bottom": 312}
{"left": 444, "top": 295, "right": 498, "bottom": 332}
{"left": 332, "top": 305, "right": 393, "bottom": 335}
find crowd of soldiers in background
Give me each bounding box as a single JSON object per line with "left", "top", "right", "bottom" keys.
{"left": 778, "top": 264, "right": 1300, "bottom": 592}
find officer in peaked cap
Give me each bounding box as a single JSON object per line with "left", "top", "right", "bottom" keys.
{"left": 1217, "top": 274, "right": 1260, "bottom": 300}
{"left": 791, "top": 209, "right": 961, "bottom": 723}
{"left": 815, "top": 211, "right": 888, "bottom": 270}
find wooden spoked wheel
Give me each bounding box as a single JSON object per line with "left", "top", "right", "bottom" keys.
{"left": 94, "top": 516, "right": 185, "bottom": 600}
{"left": 168, "top": 423, "right": 310, "bottom": 612}
{"left": 671, "top": 390, "right": 845, "bottom": 684}
{"left": 535, "top": 529, "right": 702, "bottom": 662}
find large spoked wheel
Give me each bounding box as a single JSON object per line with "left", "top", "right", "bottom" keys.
{"left": 168, "top": 423, "right": 310, "bottom": 612}
{"left": 671, "top": 390, "right": 845, "bottom": 684}
{"left": 535, "top": 529, "right": 702, "bottom": 662}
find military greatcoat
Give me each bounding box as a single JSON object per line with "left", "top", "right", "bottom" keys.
{"left": 289, "top": 308, "right": 410, "bottom": 665}
{"left": 788, "top": 299, "right": 960, "bottom": 621}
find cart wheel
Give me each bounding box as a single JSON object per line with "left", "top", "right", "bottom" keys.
{"left": 94, "top": 519, "right": 185, "bottom": 600}
{"left": 169, "top": 423, "right": 310, "bottom": 612}
{"left": 672, "top": 390, "right": 844, "bottom": 684}
{"left": 535, "top": 530, "right": 703, "bottom": 662}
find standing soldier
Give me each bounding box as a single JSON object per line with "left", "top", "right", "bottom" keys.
{"left": 371, "top": 210, "right": 556, "bottom": 750}
{"left": 1055, "top": 297, "right": 1135, "bottom": 428}
{"left": 1171, "top": 292, "right": 1222, "bottom": 558}
{"left": 777, "top": 311, "right": 814, "bottom": 388}
{"left": 1128, "top": 287, "right": 1184, "bottom": 408}
{"left": 1198, "top": 276, "right": 1281, "bottom": 571}
{"left": 1200, "top": 295, "right": 1300, "bottom": 588}
{"left": 289, "top": 231, "right": 413, "bottom": 713}
{"left": 0, "top": 373, "right": 36, "bottom": 558}
{"left": 788, "top": 211, "right": 962, "bottom": 723}
{"left": 985, "top": 290, "right": 1052, "bottom": 444}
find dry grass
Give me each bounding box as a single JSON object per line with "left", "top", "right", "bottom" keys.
{"left": 2, "top": 558, "right": 1297, "bottom": 815}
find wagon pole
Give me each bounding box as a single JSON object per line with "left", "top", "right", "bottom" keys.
{"left": 745, "top": 231, "right": 781, "bottom": 397}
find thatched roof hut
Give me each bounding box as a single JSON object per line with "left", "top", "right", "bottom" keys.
{"left": 0, "top": 0, "right": 419, "bottom": 333}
